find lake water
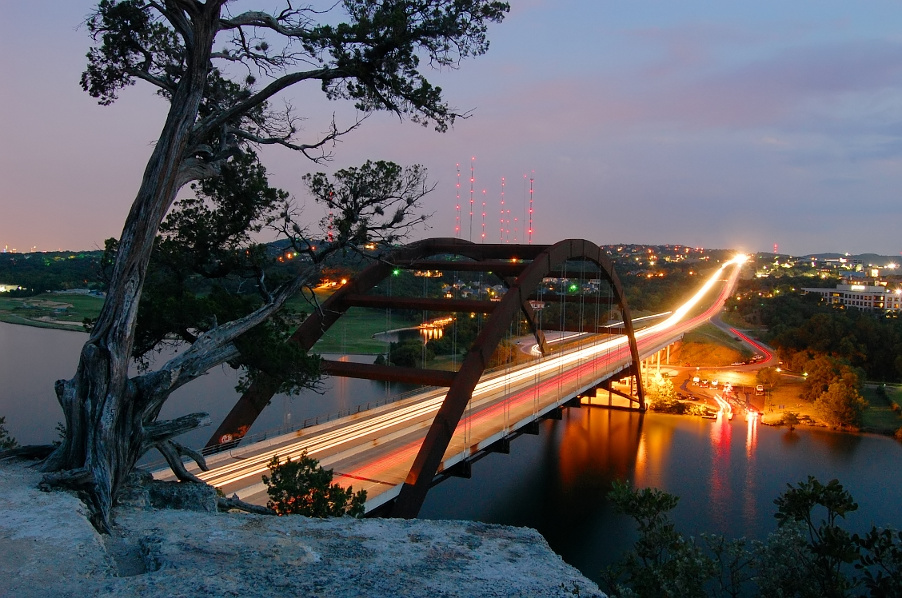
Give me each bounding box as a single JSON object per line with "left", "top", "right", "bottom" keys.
{"left": 2, "top": 322, "right": 901, "bottom": 584}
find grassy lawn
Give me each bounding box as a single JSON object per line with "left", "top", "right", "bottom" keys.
{"left": 0, "top": 292, "right": 103, "bottom": 330}
{"left": 683, "top": 323, "right": 752, "bottom": 355}
{"left": 0, "top": 288, "right": 418, "bottom": 354}
{"left": 284, "top": 288, "right": 419, "bottom": 354}
{"left": 673, "top": 323, "right": 748, "bottom": 366}
{"left": 861, "top": 384, "right": 902, "bottom": 434}
{"left": 309, "top": 307, "right": 419, "bottom": 354}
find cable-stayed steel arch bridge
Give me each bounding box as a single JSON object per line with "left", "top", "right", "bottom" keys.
{"left": 159, "top": 238, "right": 744, "bottom": 517}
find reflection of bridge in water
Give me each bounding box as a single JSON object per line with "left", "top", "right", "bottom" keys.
{"left": 157, "top": 239, "right": 744, "bottom": 517}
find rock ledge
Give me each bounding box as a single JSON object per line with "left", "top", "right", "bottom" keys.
{"left": 0, "top": 462, "right": 603, "bottom": 597}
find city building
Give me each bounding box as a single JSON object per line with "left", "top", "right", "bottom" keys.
{"left": 803, "top": 283, "right": 902, "bottom": 313}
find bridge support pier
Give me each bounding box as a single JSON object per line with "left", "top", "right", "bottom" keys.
{"left": 577, "top": 376, "right": 646, "bottom": 411}
{"left": 543, "top": 406, "right": 564, "bottom": 421}
{"left": 487, "top": 437, "right": 511, "bottom": 454}
{"left": 445, "top": 460, "right": 472, "bottom": 479}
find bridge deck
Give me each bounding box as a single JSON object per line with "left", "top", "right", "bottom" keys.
{"left": 154, "top": 260, "right": 741, "bottom": 513}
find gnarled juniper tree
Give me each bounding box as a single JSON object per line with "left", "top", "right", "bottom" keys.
{"left": 41, "top": 0, "right": 509, "bottom": 531}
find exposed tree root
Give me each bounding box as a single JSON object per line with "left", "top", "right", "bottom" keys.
{"left": 0, "top": 444, "right": 55, "bottom": 462}
{"left": 218, "top": 495, "right": 275, "bottom": 516}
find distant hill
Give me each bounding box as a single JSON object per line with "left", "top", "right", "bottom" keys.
{"left": 0, "top": 250, "right": 104, "bottom": 294}
{"left": 757, "top": 252, "right": 899, "bottom": 265}
{"left": 803, "top": 252, "right": 898, "bottom": 264}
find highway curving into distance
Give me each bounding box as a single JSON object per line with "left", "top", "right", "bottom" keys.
{"left": 157, "top": 255, "right": 746, "bottom": 511}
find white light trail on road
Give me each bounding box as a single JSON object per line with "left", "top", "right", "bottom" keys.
{"left": 187, "top": 255, "right": 747, "bottom": 492}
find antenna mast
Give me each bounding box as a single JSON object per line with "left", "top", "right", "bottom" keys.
{"left": 454, "top": 163, "right": 461, "bottom": 238}
{"left": 528, "top": 173, "right": 534, "bottom": 244}
{"left": 499, "top": 177, "right": 506, "bottom": 242}
{"left": 481, "top": 190, "right": 487, "bottom": 243}
{"left": 469, "top": 157, "right": 475, "bottom": 242}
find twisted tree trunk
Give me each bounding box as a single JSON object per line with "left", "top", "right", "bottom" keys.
{"left": 41, "top": 7, "right": 221, "bottom": 532}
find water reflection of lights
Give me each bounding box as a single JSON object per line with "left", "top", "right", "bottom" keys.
{"left": 557, "top": 409, "right": 650, "bottom": 488}
{"left": 418, "top": 316, "right": 455, "bottom": 341}
{"left": 746, "top": 411, "right": 758, "bottom": 457}
{"left": 420, "top": 327, "right": 444, "bottom": 341}
{"left": 709, "top": 409, "right": 733, "bottom": 530}
{"left": 634, "top": 432, "right": 648, "bottom": 486}
{"left": 631, "top": 421, "right": 672, "bottom": 489}
{"left": 744, "top": 411, "right": 759, "bottom": 524}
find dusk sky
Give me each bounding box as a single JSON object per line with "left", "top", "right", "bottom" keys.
{"left": 3, "top": 1, "right": 902, "bottom": 257}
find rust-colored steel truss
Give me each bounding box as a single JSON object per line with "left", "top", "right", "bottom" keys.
{"left": 204, "top": 238, "right": 645, "bottom": 517}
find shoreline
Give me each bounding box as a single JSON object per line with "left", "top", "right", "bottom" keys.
{"left": 0, "top": 316, "right": 86, "bottom": 332}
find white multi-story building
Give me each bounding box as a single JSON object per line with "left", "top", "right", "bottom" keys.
{"left": 803, "top": 284, "right": 902, "bottom": 313}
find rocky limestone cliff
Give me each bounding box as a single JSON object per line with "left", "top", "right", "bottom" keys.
{"left": 0, "top": 462, "right": 603, "bottom": 597}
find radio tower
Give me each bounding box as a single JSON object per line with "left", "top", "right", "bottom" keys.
{"left": 481, "top": 190, "right": 487, "bottom": 243}
{"left": 528, "top": 173, "right": 534, "bottom": 244}
{"left": 469, "top": 157, "right": 475, "bottom": 242}
{"left": 499, "top": 177, "right": 506, "bottom": 242}
{"left": 773, "top": 243, "right": 779, "bottom": 255}
{"left": 454, "top": 163, "right": 461, "bottom": 238}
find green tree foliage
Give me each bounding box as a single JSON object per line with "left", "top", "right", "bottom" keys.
{"left": 619, "top": 262, "right": 716, "bottom": 313}
{"left": 304, "top": 161, "right": 433, "bottom": 246}
{"left": 604, "top": 477, "right": 902, "bottom": 598}
{"left": 386, "top": 339, "right": 434, "bottom": 368}
{"left": 781, "top": 411, "right": 801, "bottom": 430}
{"left": 857, "top": 527, "right": 902, "bottom": 596}
{"left": 603, "top": 480, "right": 716, "bottom": 598}
{"left": 428, "top": 313, "right": 481, "bottom": 357}
{"left": 815, "top": 382, "right": 868, "bottom": 429}
{"left": 732, "top": 281, "right": 902, "bottom": 382}
{"left": 0, "top": 252, "right": 104, "bottom": 295}
{"left": 0, "top": 417, "right": 17, "bottom": 451}
{"left": 792, "top": 354, "right": 867, "bottom": 429}
{"left": 756, "top": 366, "right": 781, "bottom": 389}
{"left": 646, "top": 372, "right": 685, "bottom": 414}
{"left": 262, "top": 452, "right": 366, "bottom": 518}
{"left": 772, "top": 477, "right": 861, "bottom": 597}
{"left": 123, "top": 149, "right": 328, "bottom": 394}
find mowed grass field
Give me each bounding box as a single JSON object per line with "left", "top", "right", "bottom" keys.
{"left": 281, "top": 288, "right": 420, "bottom": 354}
{"left": 306, "top": 307, "right": 418, "bottom": 354}
{"left": 0, "top": 288, "right": 415, "bottom": 354}
{"left": 0, "top": 293, "right": 103, "bottom": 329}
{"left": 861, "top": 384, "right": 902, "bottom": 434}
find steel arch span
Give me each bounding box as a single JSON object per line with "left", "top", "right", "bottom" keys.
{"left": 205, "top": 238, "right": 645, "bottom": 516}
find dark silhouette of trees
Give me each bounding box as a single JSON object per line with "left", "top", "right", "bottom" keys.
{"left": 263, "top": 452, "right": 365, "bottom": 517}
{"left": 733, "top": 284, "right": 902, "bottom": 383}
{"left": 386, "top": 338, "right": 434, "bottom": 368}
{"left": 815, "top": 382, "right": 868, "bottom": 429}
{"left": 0, "top": 417, "right": 16, "bottom": 451}
{"left": 603, "top": 477, "right": 902, "bottom": 598}
{"left": 781, "top": 411, "right": 800, "bottom": 430}
{"left": 40, "top": 0, "right": 509, "bottom": 531}
{"left": 0, "top": 252, "right": 103, "bottom": 295}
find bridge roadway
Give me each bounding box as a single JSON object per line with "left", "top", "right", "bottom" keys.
{"left": 157, "top": 256, "right": 745, "bottom": 512}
